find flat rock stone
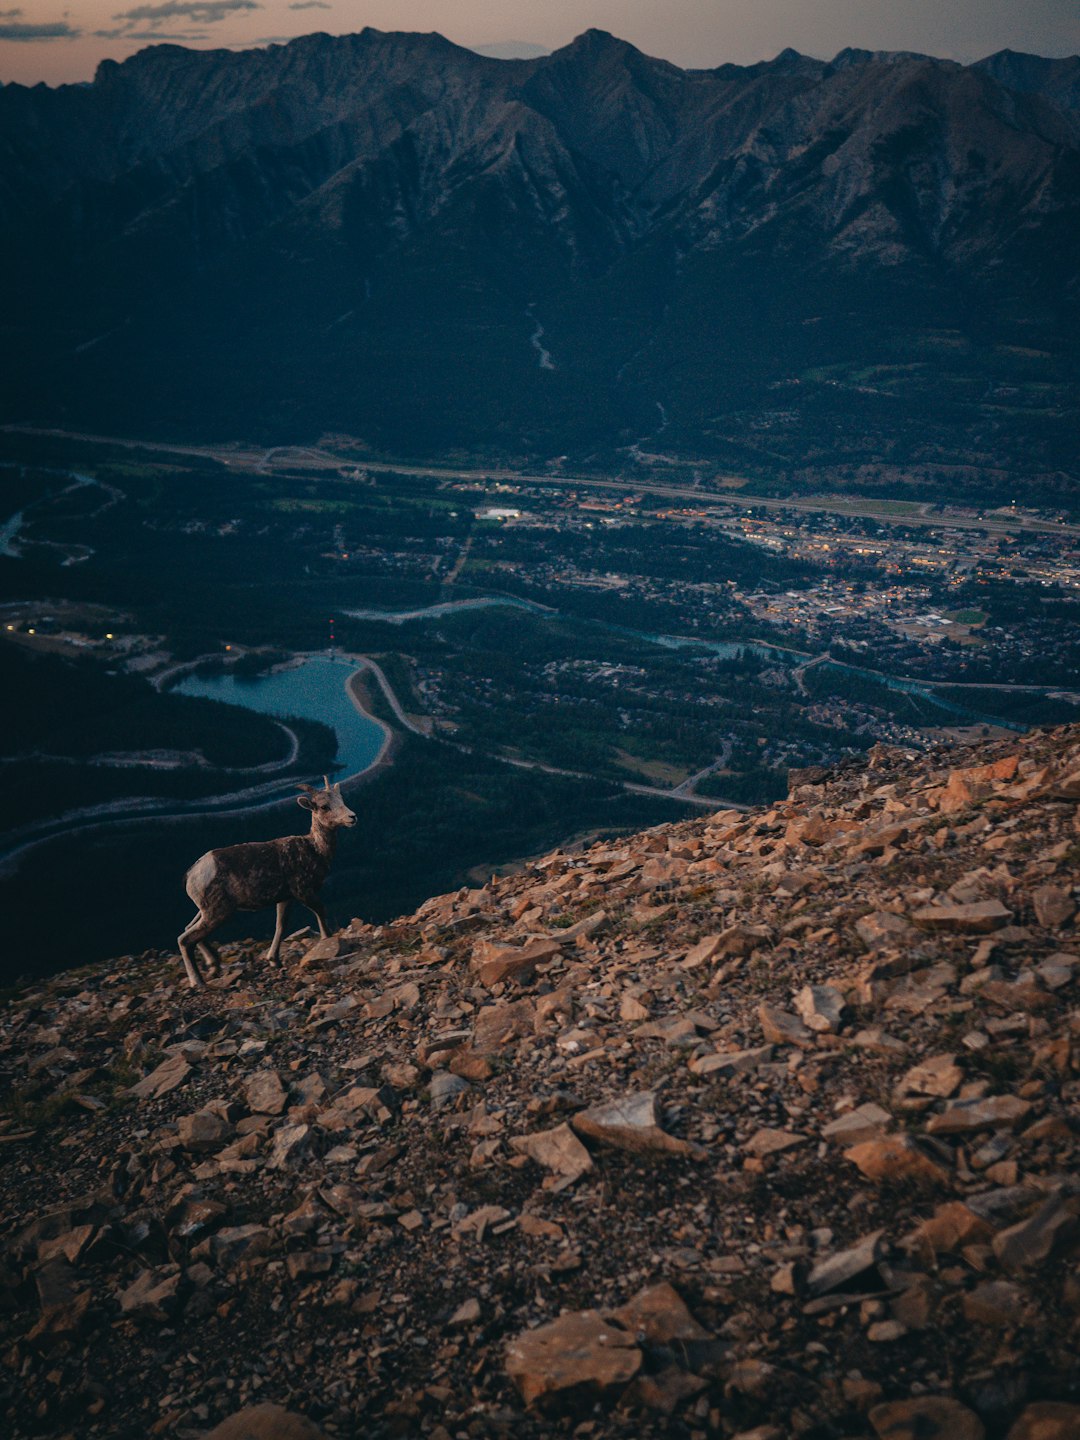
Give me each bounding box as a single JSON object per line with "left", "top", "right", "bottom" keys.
{"left": 681, "top": 934, "right": 725, "bottom": 968}
{"left": 807, "top": 1229, "right": 886, "bottom": 1297}
{"left": 962, "top": 1279, "right": 1030, "bottom": 1327}
{"left": 118, "top": 1265, "right": 181, "bottom": 1322}
{"left": 610, "top": 1281, "right": 711, "bottom": 1345}
{"left": 822, "top": 1103, "right": 892, "bottom": 1145}
{"left": 1032, "top": 885, "right": 1077, "bottom": 930}
{"left": 32, "top": 1258, "right": 91, "bottom": 1338}
{"left": 572, "top": 1092, "right": 703, "bottom": 1160}
{"left": 712, "top": 923, "right": 771, "bottom": 957}
{"left": 472, "top": 998, "right": 536, "bottom": 1054}
{"left": 744, "top": 1127, "right": 806, "bottom": 1159}
{"left": 870, "top": 1396, "right": 985, "bottom": 1440}
{"left": 856, "top": 911, "right": 916, "bottom": 949}
{"left": 301, "top": 935, "right": 356, "bottom": 964}
{"left": 324, "top": 1084, "right": 393, "bottom": 1123}
{"left": 129, "top": 1052, "right": 191, "bottom": 1100}
{"left": 204, "top": 1403, "right": 326, "bottom": 1439}
{"left": 905, "top": 1202, "right": 992, "bottom": 1255}
{"left": 429, "top": 1071, "right": 471, "bottom": 1108}
{"left": 244, "top": 1069, "right": 288, "bottom": 1116}
{"left": 911, "top": 900, "right": 1012, "bottom": 934}
{"left": 1051, "top": 767, "right": 1080, "bottom": 799}
{"left": 867, "top": 1319, "right": 907, "bottom": 1343}
{"left": 636, "top": 1016, "right": 701, "bottom": 1046}
{"left": 629, "top": 1365, "right": 708, "bottom": 1415}
{"left": 178, "top": 1109, "right": 232, "bottom": 1152}
{"left": 267, "top": 1123, "right": 312, "bottom": 1170}
{"left": 505, "top": 1309, "right": 642, "bottom": 1408}
{"left": 510, "top": 1124, "right": 593, "bottom": 1188}
{"left": 794, "top": 983, "right": 845, "bottom": 1033}
{"left": 758, "top": 1003, "right": 812, "bottom": 1048}
{"left": 845, "top": 1134, "right": 951, "bottom": 1185}
{"left": 210, "top": 1224, "right": 272, "bottom": 1266}
{"left": 448, "top": 1297, "right": 482, "bottom": 1328}
{"left": 474, "top": 938, "right": 560, "bottom": 988}
{"left": 689, "top": 1044, "right": 772, "bottom": 1078}
{"left": 895, "top": 1053, "right": 963, "bottom": 1103}
{"left": 992, "top": 1190, "right": 1078, "bottom": 1271}
{"left": 285, "top": 1251, "right": 334, "bottom": 1280}
{"left": 926, "top": 1095, "right": 1032, "bottom": 1135}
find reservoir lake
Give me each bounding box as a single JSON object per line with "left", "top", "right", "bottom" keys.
{"left": 176, "top": 656, "right": 386, "bottom": 780}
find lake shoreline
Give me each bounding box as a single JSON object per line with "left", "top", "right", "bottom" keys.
{"left": 342, "top": 662, "right": 401, "bottom": 788}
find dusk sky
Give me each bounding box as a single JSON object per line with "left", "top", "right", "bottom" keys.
{"left": 2, "top": 0, "right": 1079, "bottom": 87}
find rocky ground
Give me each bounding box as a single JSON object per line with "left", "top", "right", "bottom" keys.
{"left": 2, "top": 727, "right": 1079, "bottom": 1440}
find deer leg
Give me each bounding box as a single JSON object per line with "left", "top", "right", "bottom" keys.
{"left": 196, "top": 941, "right": 221, "bottom": 977}
{"left": 178, "top": 907, "right": 227, "bottom": 990}
{"left": 178, "top": 921, "right": 206, "bottom": 989}
{"left": 306, "top": 898, "right": 330, "bottom": 939}
{"left": 296, "top": 892, "right": 329, "bottom": 938}
{"left": 266, "top": 901, "right": 288, "bottom": 963}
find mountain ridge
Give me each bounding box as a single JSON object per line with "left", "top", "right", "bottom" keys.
{"left": 2, "top": 29, "right": 1079, "bottom": 479}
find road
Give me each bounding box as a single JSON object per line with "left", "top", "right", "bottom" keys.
{"left": 670, "top": 739, "right": 736, "bottom": 799}
{"left": 443, "top": 532, "right": 473, "bottom": 587}
{"left": 7, "top": 425, "right": 1078, "bottom": 537}
{"left": 793, "top": 653, "right": 831, "bottom": 697}
{"left": 349, "top": 653, "right": 432, "bottom": 737}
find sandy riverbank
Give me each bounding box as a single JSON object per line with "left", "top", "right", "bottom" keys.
{"left": 343, "top": 663, "right": 399, "bottom": 785}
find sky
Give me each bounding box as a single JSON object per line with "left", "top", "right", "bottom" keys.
{"left": 2, "top": 0, "right": 1079, "bottom": 87}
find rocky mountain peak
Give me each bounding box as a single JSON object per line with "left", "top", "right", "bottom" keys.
{"left": 3, "top": 725, "right": 1078, "bottom": 1436}
{"left": 2, "top": 26, "right": 1079, "bottom": 456}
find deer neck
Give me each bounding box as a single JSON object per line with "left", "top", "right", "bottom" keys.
{"left": 309, "top": 816, "right": 337, "bottom": 860}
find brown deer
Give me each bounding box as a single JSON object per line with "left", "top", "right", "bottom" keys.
{"left": 177, "top": 777, "right": 356, "bottom": 988}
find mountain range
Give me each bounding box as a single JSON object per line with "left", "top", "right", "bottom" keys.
{"left": 2, "top": 30, "right": 1079, "bottom": 489}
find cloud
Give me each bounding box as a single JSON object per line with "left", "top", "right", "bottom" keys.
{"left": 109, "top": 0, "right": 260, "bottom": 34}
{"left": 0, "top": 7, "right": 25, "bottom": 16}
{"left": 0, "top": 20, "right": 80, "bottom": 40}
{"left": 95, "top": 27, "right": 210, "bottom": 40}
{"left": 288, "top": 2, "right": 331, "bottom": 9}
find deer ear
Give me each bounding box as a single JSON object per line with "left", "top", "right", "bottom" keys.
{"left": 297, "top": 794, "right": 315, "bottom": 811}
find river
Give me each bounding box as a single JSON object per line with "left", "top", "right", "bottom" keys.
{"left": 0, "top": 469, "right": 101, "bottom": 561}
{"left": 344, "top": 596, "right": 552, "bottom": 624}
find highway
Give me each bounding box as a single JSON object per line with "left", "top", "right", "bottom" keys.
{"left": 6, "top": 425, "right": 1078, "bottom": 537}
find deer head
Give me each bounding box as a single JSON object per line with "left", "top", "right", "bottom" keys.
{"left": 297, "top": 777, "right": 356, "bottom": 827}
